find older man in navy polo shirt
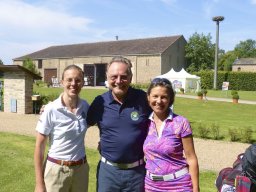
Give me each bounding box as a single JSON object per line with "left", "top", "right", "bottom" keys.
{"left": 87, "top": 56, "right": 151, "bottom": 192}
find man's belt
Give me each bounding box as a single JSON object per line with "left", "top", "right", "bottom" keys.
{"left": 101, "top": 156, "right": 144, "bottom": 169}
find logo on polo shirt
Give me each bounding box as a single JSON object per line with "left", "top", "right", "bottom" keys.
{"left": 131, "top": 111, "right": 139, "bottom": 121}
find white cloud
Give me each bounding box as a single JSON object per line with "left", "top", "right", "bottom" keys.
{"left": 0, "top": 0, "right": 92, "bottom": 37}
{"left": 1, "top": 41, "right": 52, "bottom": 64}
{"left": 0, "top": 0, "right": 94, "bottom": 63}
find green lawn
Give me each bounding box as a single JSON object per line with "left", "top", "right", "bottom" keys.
{"left": 34, "top": 86, "right": 256, "bottom": 142}
{"left": 0, "top": 132, "right": 99, "bottom": 192}
{"left": 33, "top": 86, "right": 107, "bottom": 104}
{"left": 174, "top": 97, "right": 256, "bottom": 141}
{"left": 34, "top": 85, "right": 256, "bottom": 102}
{"left": 0, "top": 132, "right": 217, "bottom": 192}
{"left": 184, "top": 89, "right": 256, "bottom": 101}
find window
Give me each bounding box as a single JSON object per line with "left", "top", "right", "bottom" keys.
{"left": 146, "top": 59, "right": 149, "bottom": 66}
{"left": 38, "top": 60, "right": 42, "bottom": 69}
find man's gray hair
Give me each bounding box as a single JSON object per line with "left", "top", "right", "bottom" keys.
{"left": 107, "top": 56, "right": 133, "bottom": 77}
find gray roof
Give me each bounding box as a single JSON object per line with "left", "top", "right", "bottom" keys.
{"left": 0, "top": 65, "right": 42, "bottom": 80}
{"left": 14, "top": 35, "right": 184, "bottom": 60}
{"left": 233, "top": 58, "right": 256, "bottom": 65}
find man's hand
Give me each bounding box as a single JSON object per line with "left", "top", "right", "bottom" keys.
{"left": 39, "top": 105, "right": 45, "bottom": 115}
{"left": 39, "top": 101, "right": 52, "bottom": 114}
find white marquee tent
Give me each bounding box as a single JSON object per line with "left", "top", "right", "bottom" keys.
{"left": 156, "top": 68, "right": 201, "bottom": 93}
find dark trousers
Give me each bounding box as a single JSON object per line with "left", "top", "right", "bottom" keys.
{"left": 97, "top": 161, "right": 146, "bottom": 192}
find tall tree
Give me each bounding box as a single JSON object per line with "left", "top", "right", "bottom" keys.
{"left": 218, "top": 51, "right": 237, "bottom": 71}
{"left": 185, "top": 32, "right": 215, "bottom": 72}
{"left": 22, "top": 58, "right": 40, "bottom": 75}
{"left": 234, "top": 39, "right": 256, "bottom": 58}
{"left": 218, "top": 39, "right": 256, "bottom": 71}
{"left": 0, "top": 59, "right": 3, "bottom": 65}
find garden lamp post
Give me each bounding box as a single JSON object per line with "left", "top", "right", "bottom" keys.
{"left": 212, "top": 16, "right": 224, "bottom": 89}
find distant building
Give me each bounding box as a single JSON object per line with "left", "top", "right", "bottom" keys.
{"left": 232, "top": 58, "right": 256, "bottom": 72}
{"left": 0, "top": 65, "right": 41, "bottom": 114}
{"left": 13, "top": 35, "right": 187, "bottom": 86}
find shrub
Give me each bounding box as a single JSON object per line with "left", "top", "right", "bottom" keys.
{"left": 211, "top": 123, "right": 221, "bottom": 140}
{"left": 197, "top": 91, "right": 203, "bottom": 96}
{"left": 201, "top": 89, "right": 208, "bottom": 95}
{"left": 228, "top": 128, "right": 240, "bottom": 142}
{"left": 130, "top": 83, "right": 150, "bottom": 90}
{"left": 34, "top": 80, "right": 47, "bottom": 87}
{"left": 180, "top": 88, "right": 185, "bottom": 93}
{"left": 240, "top": 127, "right": 253, "bottom": 143}
{"left": 232, "top": 93, "right": 239, "bottom": 100}
{"left": 32, "top": 92, "right": 59, "bottom": 114}
{"left": 198, "top": 123, "right": 209, "bottom": 139}
{"left": 42, "top": 93, "right": 59, "bottom": 104}
{"left": 194, "top": 71, "right": 256, "bottom": 91}
{"left": 227, "top": 71, "right": 256, "bottom": 91}
{"left": 231, "top": 90, "right": 238, "bottom": 96}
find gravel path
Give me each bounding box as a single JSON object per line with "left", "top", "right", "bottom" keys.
{"left": 0, "top": 112, "right": 250, "bottom": 172}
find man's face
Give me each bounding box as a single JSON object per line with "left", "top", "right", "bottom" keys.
{"left": 107, "top": 61, "right": 132, "bottom": 101}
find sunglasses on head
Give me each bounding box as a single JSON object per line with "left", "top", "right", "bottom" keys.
{"left": 151, "top": 78, "right": 171, "bottom": 85}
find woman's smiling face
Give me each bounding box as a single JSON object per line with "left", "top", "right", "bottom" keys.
{"left": 147, "top": 86, "right": 171, "bottom": 116}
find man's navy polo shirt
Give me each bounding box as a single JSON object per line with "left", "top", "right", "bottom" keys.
{"left": 87, "top": 87, "right": 151, "bottom": 163}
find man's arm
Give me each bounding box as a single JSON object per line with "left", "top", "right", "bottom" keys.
{"left": 86, "top": 96, "right": 104, "bottom": 126}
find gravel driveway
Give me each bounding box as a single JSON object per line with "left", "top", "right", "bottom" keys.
{"left": 0, "top": 112, "right": 250, "bottom": 172}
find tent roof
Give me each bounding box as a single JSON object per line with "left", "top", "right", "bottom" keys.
{"left": 157, "top": 68, "right": 200, "bottom": 79}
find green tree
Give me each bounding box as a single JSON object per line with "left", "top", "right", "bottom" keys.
{"left": 0, "top": 59, "right": 3, "bottom": 65}
{"left": 218, "top": 51, "right": 237, "bottom": 71}
{"left": 22, "top": 58, "right": 40, "bottom": 75}
{"left": 234, "top": 39, "right": 256, "bottom": 58}
{"left": 185, "top": 32, "right": 215, "bottom": 72}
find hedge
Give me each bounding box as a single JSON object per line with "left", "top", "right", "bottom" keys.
{"left": 194, "top": 71, "right": 256, "bottom": 91}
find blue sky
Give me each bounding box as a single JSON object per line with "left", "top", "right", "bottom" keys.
{"left": 1, "top": 0, "right": 256, "bottom": 64}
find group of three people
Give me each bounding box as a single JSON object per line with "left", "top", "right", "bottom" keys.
{"left": 34, "top": 56, "right": 199, "bottom": 192}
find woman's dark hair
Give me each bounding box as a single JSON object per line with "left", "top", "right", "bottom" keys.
{"left": 147, "top": 78, "right": 175, "bottom": 107}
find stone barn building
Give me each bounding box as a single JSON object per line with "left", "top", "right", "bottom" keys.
{"left": 13, "top": 35, "right": 187, "bottom": 86}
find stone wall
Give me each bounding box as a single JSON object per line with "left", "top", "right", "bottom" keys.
{"left": 232, "top": 65, "right": 256, "bottom": 72}
{"left": 4, "top": 71, "right": 33, "bottom": 114}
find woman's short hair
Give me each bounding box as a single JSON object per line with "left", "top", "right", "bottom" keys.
{"left": 62, "top": 65, "right": 84, "bottom": 80}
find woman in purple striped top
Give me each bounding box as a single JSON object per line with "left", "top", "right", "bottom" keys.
{"left": 143, "top": 78, "right": 199, "bottom": 192}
